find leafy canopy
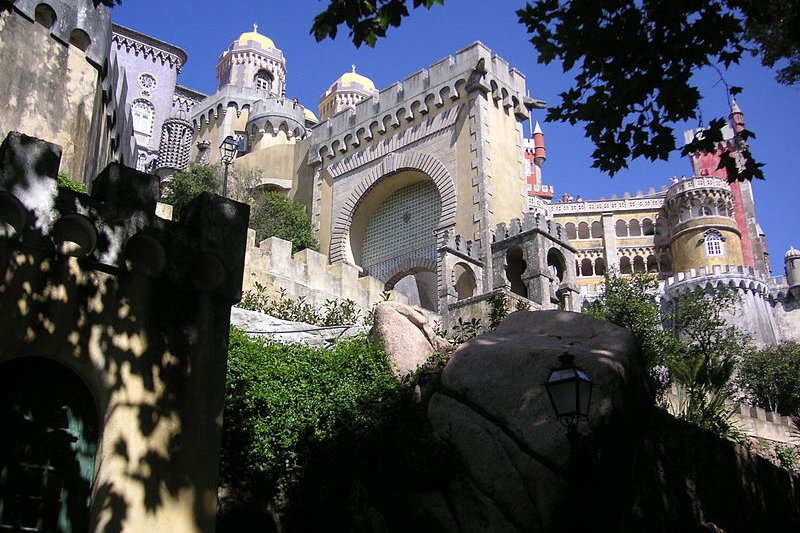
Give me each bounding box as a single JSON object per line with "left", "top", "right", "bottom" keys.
{"left": 311, "top": 0, "right": 799, "bottom": 180}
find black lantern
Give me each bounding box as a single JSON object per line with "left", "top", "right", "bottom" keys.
{"left": 544, "top": 352, "right": 593, "bottom": 431}
{"left": 219, "top": 135, "right": 238, "bottom": 198}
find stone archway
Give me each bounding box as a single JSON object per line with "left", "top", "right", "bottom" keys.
{"left": 330, "top": 151, "right": 457, "bottom": 266}
{"left": 0, "top": 357, "right": 98, "bottom": 532}
{"left": 384, "top": 258, "right": 439, "bottom": 312}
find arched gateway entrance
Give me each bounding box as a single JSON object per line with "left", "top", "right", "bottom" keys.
{"left": 0, "top": 358, "right": 98, "bottom": 532}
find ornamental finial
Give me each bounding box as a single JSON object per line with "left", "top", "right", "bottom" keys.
{"left": 253, "top": 23, "right": 258, "bottom": 33}
{"left": 351, "top": 64, "right": 356, "bottom": 73}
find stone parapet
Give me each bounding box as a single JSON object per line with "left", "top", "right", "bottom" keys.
{"left": 664, "top": 175, "right": 731, "bottom": 202}
{"left": 243, "top": 232, "right": 407, "bottom": 313}
{"left": 309, "top": 42, "right": 531, "bottom": 164}
{"left": 494, "top": 211, "right": 570, "bottom": 246}
{"left": 661, "top": 264, "right": 770, "bottom": 298}
{"left": 550, "top": 190, "right": 666, "bottom": 214}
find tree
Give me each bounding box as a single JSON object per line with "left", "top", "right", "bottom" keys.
{"left": 161, "top": 163, "right": 220, "bottom": 217}
{"left": 250, "top": 191, "right": 319, "bottom": 254}
{"left": 585, "top": 271, "right": 681, "bottom": 379}
{"left": 736, "top": 342, "right": 800, "bottom": 415}
{"left": 664, "top": 285, "right": 751, "bottom": 439}
{"left": 587, "top": 271, "right": 750, "bottom": 440}
{"left": 311, "top": 0, "right": 799, "bottom": 180}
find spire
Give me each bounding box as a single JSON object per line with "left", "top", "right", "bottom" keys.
{"left": 729, "top": 98, "right": 745, "bottom": 134}
{"left": 533, "top": 121, "right": 546, "bottom": 166}
{"left": 533, "top": 121, "right": 543, "bottom": 135}
{"left": 730, "top": 98, "right": 742, "bottom": 115}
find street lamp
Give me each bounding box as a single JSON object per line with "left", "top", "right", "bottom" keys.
{"left": 544, "top": 352, "right": 593, "bottom": 437}
{"left": 219, "top": 135, "right": 238, "bottom": 198}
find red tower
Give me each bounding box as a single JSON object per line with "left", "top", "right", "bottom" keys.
{"left": 524, "top": 122, "right": 554, "bottom": 201}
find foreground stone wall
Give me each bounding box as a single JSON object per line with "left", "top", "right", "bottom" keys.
{"left": 0, "top": 132, "right": 248, "bottom": 532}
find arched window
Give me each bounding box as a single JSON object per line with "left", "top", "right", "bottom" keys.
{"left": 506, "top": 246, "right": 528, "bottom": 298}
{"left": 69, "top": 28, "right": 90, "bottom": 51}
{"left": 453, "top": 263, "right": 476, "bottom": 300}
{"left": 34, "top": 4, "right": 57, "bottom": 29}
{"left": 565, "top": 223, "right": 577, "bottom": 241}
{"left": 615, "top": 219, "right": 628, "bottom": 237}
{"left": 580, "top": 258, "right": 593, "bottom": 277}
{"left": 698, "top": 204, "right": 713, "bottom": 217}
{"left": 131, "top": 99, "right": 155, "bottom": 142}
{"left": 594, "top": 257, "right": 606, "bottom": 276}
{"left": 642, "top": 218, "right": 654, "bottom": 236}
{"left": 254, "top": 69, "right": 274, "bottom": 92}
{"left": 646, "top": 255, "right": 658, "bottom": 272}
{"left": 591, "top": 221, "right": 603, "bottom": 238}
{"left": 629, "top": 219, "right": 641, "bottom": 236}
{"left": 633, "top": 255, "right": 646, "bottom": 273}
{"left": 705, "top": 230, "right": 724, "bottom": 256}
{"left": 620, "top": 256, "right": 632, "bottom": 274}
{"left": 577, "top": 222, "right": 590, "bottom": 239}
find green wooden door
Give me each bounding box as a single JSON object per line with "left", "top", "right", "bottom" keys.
{"left": 0, "top": 358, "right": 98, "bottom": 532}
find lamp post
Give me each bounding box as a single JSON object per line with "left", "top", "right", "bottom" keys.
{"left": 219, "top": 135, "right": 238, "bottom": 198}
{"left": 544, "top": 352, "right": 593, "bottom": 438}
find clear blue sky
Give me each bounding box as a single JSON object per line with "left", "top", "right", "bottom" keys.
{"left": 113, "top": 0, "right": 799, "bottom": 276}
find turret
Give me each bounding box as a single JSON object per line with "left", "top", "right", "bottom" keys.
{"left": 785, "top": 246, "right": 800, "bottom": 290}
{"left": 216, "top": 24, "right": 286, "bottom": 97}
{"left": 664, "top": 176, "right": 743, "bottom": 273}
{"left": 318, "top": 66, "right": 378, "bottom": 121}
{"left": 523, "top": 122, "right": 553, "bottom": 201}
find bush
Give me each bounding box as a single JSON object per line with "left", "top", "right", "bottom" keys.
{"left": 56, "top": 172, "right": 86, "bottom": 193}
{"left": 220, "top": 328, "right": 450, "bottom": 528}
{"left": 736, "top": 342, "right": 800, "bottom": 415}
{"left": 161, "top": 163, "right": 220, "bottom": 217}
{"left": 250, "top": 191, "right": 318, "bottom": 254}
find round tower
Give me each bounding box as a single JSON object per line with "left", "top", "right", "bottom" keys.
{"left": 215, "top": 25, "right": 286, "bottom": 97}
{"left": 664, "top": 176, "right": 743, "bottom": 273}
{"left": 318, "top": 66, "right": 378, "bottom": 121}
{"left": 154, "top": 109, "right": 193, "bottom": 184}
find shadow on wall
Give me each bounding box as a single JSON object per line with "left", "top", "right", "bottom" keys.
{"left": 0, "top": 132, "right": 249, "bottom": 532}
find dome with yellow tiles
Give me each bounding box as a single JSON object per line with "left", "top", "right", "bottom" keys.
{"left": 304, "top": 107, "right": 319, "bottom": 124}
{"left": 329, "top": 66, "right": 376, "bottom": 93}
{"left": 237, "top": 24, "right": 276, "bottom": 50}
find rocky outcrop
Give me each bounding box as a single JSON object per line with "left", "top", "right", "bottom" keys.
{"left": 370, "top": 301, "right": 451, "bottom": 377}
{"left": 426, "top": 309, "right": 643, "bottom": 532}
{"left": 230, "top": 307, "right": 366, "bottom": 346}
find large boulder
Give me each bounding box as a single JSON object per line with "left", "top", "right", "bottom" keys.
{"left": 370, "top": 301, "right": 451, "bottom": 377}
{"left": 427, "top": 310, "right": 645, "bottom": 532}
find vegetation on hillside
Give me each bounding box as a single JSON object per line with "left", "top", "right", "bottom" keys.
{"left": 218, "top": 328, "right": 450, "bottom": 530}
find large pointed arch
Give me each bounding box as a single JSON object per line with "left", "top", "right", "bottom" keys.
{"left": 330, "top": 151, "right": 457, "bottom": 265}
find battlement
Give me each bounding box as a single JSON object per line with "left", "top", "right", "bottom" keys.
{"left": 439, "top": 229, "right": 482, "bottom": 262}
{"left": 661, "top": 264, "right": 770, "bottom": 298}
{"left": 0, "top": 132, "right": 249, "bottom": 302}
{"left": 243, "top": 233, "right": 407, "bottom": 312}
{"left": 13, "top": 0, "right": 112, "bottom": 69}
{"left": 309, "top": 42, "right": 532, "bottom": 163}
{"left": 664, "top": 175, "right": 732, "bottom": 202}
{"left": 550, "top": 189, "right": 666, "bottom": 214}
{"left": 494, "top": 212, "right": 566, "bottom": 244}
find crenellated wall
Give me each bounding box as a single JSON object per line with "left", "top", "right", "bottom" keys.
{"left": 242, "top": 231, "right": 408, "bottom": 313}
{"left": 661, "top": 265, "right": 779, "bottom": 346}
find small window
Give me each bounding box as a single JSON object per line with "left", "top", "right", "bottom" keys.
{"left": 705, "top": 230, "right": 724, "bottom": 256}
{"left": 138, "top": 73, "right": 157, "bottom": 91}
{"left": 254, "top": 69, "right": 274, "bottom": 92}
{"left": 698, "top": 205, "right": 713, "bottom": 217}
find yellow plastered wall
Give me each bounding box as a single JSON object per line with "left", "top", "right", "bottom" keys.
{"left": 485, "top": 99, "right": 527, "bottom": 227}
{"left": 671, "top": 221, "right": 743, "bottom": 272}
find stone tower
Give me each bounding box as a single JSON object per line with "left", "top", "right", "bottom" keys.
{"left": 786, "top": 247, "right": 800, "bottom": 295}
{"left": 663, "top": 176, "right": 743, "bottom": 273}
{"left": 216, "top": 24, "right": 286, "bottom": 97}
{"left": 318, "top": 66, "right": 379, "bottom": 121}
{"left": 154, "top": 109, "right": 193, "bottom": 182}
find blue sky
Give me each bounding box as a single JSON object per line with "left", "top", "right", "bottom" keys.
{"left": 113, "top": 0, "right": 799, "bottom": 276}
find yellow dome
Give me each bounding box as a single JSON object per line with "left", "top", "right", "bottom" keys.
{"left": 304, "top": 108, "right": 319, "bottom": 123}
{"left": 237, "top": 25, "right": 275, "bottom": 50}
{"left": 330, "top": 66, "right": 376, "bottom": 93}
